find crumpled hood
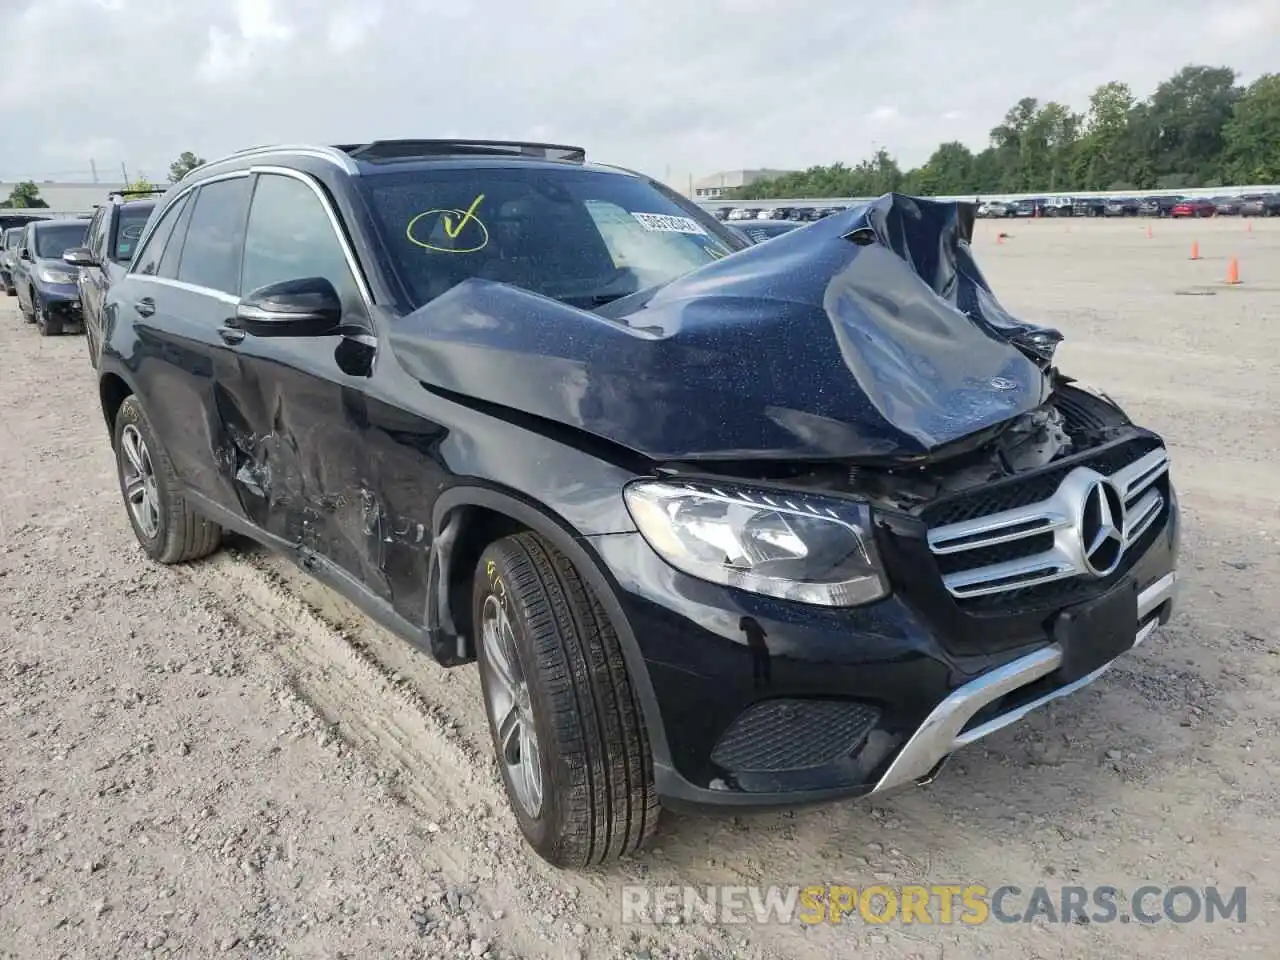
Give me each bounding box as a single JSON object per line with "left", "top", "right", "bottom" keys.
{"left": 387, "top": 192, "right": 1063, "bottom": 462}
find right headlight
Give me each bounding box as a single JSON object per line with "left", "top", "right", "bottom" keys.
{"left": 623, "top": 479, "right": 888, "bottom": 607}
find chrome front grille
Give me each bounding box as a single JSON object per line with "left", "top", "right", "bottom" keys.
{"left": 927, "top": 446, "right": 1170, "bottom": 600}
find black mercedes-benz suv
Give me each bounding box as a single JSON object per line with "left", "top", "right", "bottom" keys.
{"left": 95, "top": 140, "right": 1179, "bottom": 868}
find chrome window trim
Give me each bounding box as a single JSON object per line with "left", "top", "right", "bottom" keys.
{"left": 131, "top": 275, "right": 240, "bottom": 305}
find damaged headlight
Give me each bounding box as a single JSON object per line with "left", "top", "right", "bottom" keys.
{"left": 623, "top": 480, "right": 888, "bottom": 607}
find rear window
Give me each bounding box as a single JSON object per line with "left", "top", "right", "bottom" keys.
{"left": 33, "top": 222, "right": 89, "bottom": 259}
{"left": 359, "top": 166, "right": 744, "bottom": 310}
{"left": 113, "top": 204, "right": 155, "bottom": 262}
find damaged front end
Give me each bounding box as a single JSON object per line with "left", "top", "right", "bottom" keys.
{"left": 388, "top": 192, "right": 1066, "bottom": 465}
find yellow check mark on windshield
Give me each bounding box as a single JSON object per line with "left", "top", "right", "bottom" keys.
{"left": 442, "top": 194, "right": 485, "bottom": 239}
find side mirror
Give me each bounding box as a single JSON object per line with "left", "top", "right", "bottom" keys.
{"left": 20, "top": 249, "right": 33, "bottom": 262}
{"left": 63, "top": 247, "right": 97, "bottom": 267}
{"left": 234, "top": 277, "right": 342, "bottom": 338}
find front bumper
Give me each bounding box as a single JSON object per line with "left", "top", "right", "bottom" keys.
{"left": 589, "top": 437, "right": 1180, "bottom": 812}
{"left": 35, "top": 285, "right": 83, "bottom": 327}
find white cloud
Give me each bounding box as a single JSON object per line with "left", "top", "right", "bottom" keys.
{"left": 0, "top": 0, "right": 1276, "bottom": 185}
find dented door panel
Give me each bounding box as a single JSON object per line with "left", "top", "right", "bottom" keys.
{"left": 210, "top": 335, "right": 390, "bottom": 596}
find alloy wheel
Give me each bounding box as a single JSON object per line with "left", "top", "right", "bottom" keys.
{"left": 119, "top": 424, "right": 161, "bottom": 539}
{"left": 479, "top": 593, "right": 544, "bottom": 817}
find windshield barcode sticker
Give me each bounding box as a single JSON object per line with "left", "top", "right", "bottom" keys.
{"left": 631, "top": 212, "right": 708, "bottom": 235}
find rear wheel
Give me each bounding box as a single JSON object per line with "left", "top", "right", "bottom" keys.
{"left": 113, "top": 394, "right": 222, "bottom": 564}
{"left": 473, "top": 532, "right": 658, "bottom": 867}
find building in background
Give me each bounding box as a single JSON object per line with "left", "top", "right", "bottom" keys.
{"left": 0, "top": 181, "right": 130, "bottom": 216}
{"left": 691, "top": 169, "right": 795, "bottom": 200}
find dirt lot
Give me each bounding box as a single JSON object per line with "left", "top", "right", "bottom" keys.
{"left": 1, "top": 214, "right": 1278, "bottom": 960}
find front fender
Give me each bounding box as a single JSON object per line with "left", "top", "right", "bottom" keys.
{"left": 427, "top": 483, "right": 673, "bottom": 773}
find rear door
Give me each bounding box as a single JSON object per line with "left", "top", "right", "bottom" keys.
{"left": 213, "top": 169, "right": 389, "bottom": 593}
{"left": 124, "top": 174, "right": 254, "bottom": 515}
{"left": 79, "top": 207, "right": 110, "bottom": 339}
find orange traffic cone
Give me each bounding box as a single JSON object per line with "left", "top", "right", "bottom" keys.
{"left": 1247, "top": 220, "right": 1253, "bottom": 234}
{"left": 1224, "top": 257, "right": 1241, "bottom": 285}
{"left": 1145, "top": 224, "right": 1153, "bottom": 239}
{"left": 1189, "top": 241, "right": 1201, "bottom": 260}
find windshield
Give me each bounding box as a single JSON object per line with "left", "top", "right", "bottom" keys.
{"left": 113, "top": 205, "right": 154, "bottom": 262}
{"left": 33, "top": 222, "right": 89, "bottom": 259}
{"left": 359, "top": 166, "right": 744, "bottom": 310}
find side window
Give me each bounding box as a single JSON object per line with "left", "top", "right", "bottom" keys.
{"left": 240, "top": 173, "right": 361, "bottom": 311}
{"left": 132, "top": 194, "right": 191, "bottom": 277}
{"left": 176, "top": 177, "right": 252, "bottom": 295}
{"left": 157, "top": 198, "right": 196, "bottom": 279}
{"left": 84, "top": 210, "right": 104, "bottom": 259}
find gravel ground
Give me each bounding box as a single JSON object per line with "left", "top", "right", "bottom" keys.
{"left": 1, "top": 214, "right": 1278, "bottom": 960}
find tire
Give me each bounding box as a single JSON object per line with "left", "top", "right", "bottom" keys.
{"left": 473, "top": 532, "right": 658, "bottom": 867}
{"left": 35, "top": 299, "right": 61, "bottom": 336}
{"left": 22, "top": 289, "right": 35, "bottom": 323}
{"left": 112, "top": 394, "right": 222, "bottom": 564}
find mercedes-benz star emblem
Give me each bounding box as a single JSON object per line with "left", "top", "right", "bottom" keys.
{"left": 1080, "top": 478, "right": 1126, "bottom": 577}
{"left": 989, "top": 377, "right": 1017, "bottom": 391}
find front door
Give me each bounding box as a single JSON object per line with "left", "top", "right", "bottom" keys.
{"left": 211, "top": 170, "right": 390, "bottom": 597}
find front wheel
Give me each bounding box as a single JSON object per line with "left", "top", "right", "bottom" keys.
{"left": 36, "top": 299, "right": 61, "bottom": 336}
{"left": 113, "top": 395, "right": 222, "bottom": 564}
{"left": 473, "top": 532, "right": 658, "bottom": 867}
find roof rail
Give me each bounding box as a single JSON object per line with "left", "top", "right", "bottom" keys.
{"left": 193, "top": 144, "right": 360, "bottom": 178}
{"left": 334, "top": 139, "right": 587, "bottom": 164}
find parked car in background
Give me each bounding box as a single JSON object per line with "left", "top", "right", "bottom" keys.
{"left": 11, "top": 218, "right": 89, "bottom": 335}
{"left": 729, "top": 219, "right": 803, "bottom": 243}
{"left": 1072, "top": 197, "right": 1107, "bottom": 217}
{"left": 816, "top": 206, "right": 846, "bottom": 218}
{"left": 1042, "top": 197, "right": 1074, "bottom": 217}
{"left": 766, "top": 207, "right": 793, "bottom": 220}
{"left": 1138, "top": 196, "right": 1180, "bottom": 217}
{"left": 1014, "top": 198, "right": 1045, "bottom": 217}
{"left": 0, "top": 213, "right": 50, "bottom": 233}
{"left": 1238, "top": 194, "right": 1280, "bottom": 217}
{"left": 1104, "top": 197, "right": 1140, "bottom": 217}
{"left": 63, "top": 191, "right": 161, "bottom": 367}
{"left": 713, "top": 207, "right": 733, "bottom": 220}
{"left": 727, "top": 207, "right": 760, "bottom": 221}
{"left": 790, "top": 206, "right": 817, "bottom": 221}
{"left": 1, "top": 226, "right": 26, "bottom": 295}
{"left": 1211, "top": 196, "right": 1241, "bottom": 216}
{"left": 1170, "top": 197, "right": 1216, "bottom": 218}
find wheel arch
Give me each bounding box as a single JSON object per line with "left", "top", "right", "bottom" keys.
{"left": 428, "top": 484, "right": 672, "bottom": 771}
{"left": 98, "top": 370, "right": 136, "bottom": 444}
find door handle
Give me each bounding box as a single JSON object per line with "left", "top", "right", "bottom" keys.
{"left": 134, "top": 297, "right": 155, "bottom": 317}
{"left": 217, "top": 326, "right": 246, "bottom": 345}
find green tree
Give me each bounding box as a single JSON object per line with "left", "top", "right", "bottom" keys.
{"left": 4, "top": 181, "right": 49, "bottom": 208}
{"left": 1222, "top": 73, "right": 1280, "bottom": 183}
{"left": 168, "top": 151, "right": 206, "bottom": 183}
{"left": 1145, "top": 65, "right": 1242, "bottom": 185}
{"left": 125, "top": 176, "right": 158, "bottom": 195}
{"left": 715, "top": 64, "right": 1276, "bottom": 201}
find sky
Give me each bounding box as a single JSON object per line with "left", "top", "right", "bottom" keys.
{"left": 0, "top": 0, "right": 1276, "bottom": 190}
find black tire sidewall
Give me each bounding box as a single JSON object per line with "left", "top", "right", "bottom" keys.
{"left": 113, "top": 396, "right": 175, "bottom": 561}
{"left": 472, "top": 545, "right": 566, "bottom": 859}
